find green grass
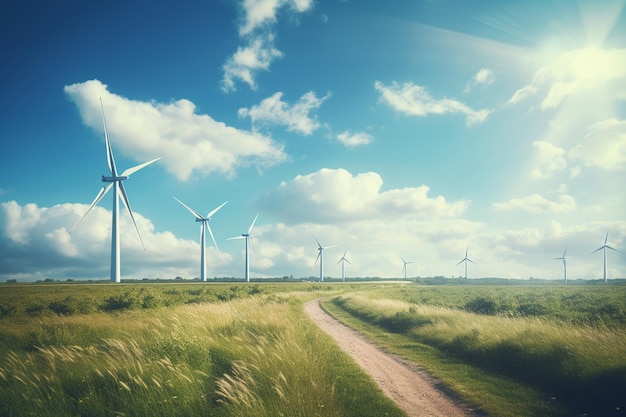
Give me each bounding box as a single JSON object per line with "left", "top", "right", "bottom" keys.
{"left": 0, "top": 287, "right": 405, "bottom": 417}
{"left": 325, "top": 287, "right": 626, "bottom": 417}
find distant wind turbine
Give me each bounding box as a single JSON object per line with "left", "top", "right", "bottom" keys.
{"left": 313, "top": 234, "right": 335, "bottom": 282}
{"left": 173, "top": 196, "right": 227, "bottom": 282}
{"left": 336, "top": 248, "right": 351, "bottom": 282}
{"left": 227, "top": 213, "right": 259, "bottom": 282}
{"left": 401, "top": 257, "right": 413, "bottom": 279}
{"left": 554, "top": 246, "right": 568, "bottom": 283}
{"left": 70, "top": 99, "right": 160, "bottom": 283}
{"left": 592, "top": 229, "right": 621, "bottom": 282}
{"left": 456, "top": 247, "right": 476, "bottom": 279}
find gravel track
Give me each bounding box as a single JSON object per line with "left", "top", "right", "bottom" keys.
{"left": 304, "top": 299, "right": 477, "bottom": 417}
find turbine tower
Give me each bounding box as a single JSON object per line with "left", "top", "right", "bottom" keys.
{"left": 227, "top": 213, "right": 259, "bottom": 282}
{"left": 592, "top": 229, "right": 620, "bottom": 282}
{"left": 401, "top": 257, "right": 413, "bottom": 279}
{"left": 456, "top": 247, "right": 476, "bottom": 279}
{"left": 554, "top": 246, "right": 568, "bottom": 283}
{"left": 336, "top": 248, "right": 351, "bottom": 282}
{"left": 313, "top": 234, "right": 334, "bottom": 282}
{"left": 173, "top": 196, "right": 227, "bottom": 282}
{"left": 70, "top": 99, "right": 160, "bottom": 283}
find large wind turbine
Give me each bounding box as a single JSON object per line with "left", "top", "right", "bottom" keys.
{"left": 70, "top": 99, "right": 160, "bottom": 283}
{"left": 592, "top": 229, "right": 620, "bottom": 282}
{"left": 401, "top": 257, "right": 413, "bottom": 279}
{"left": 554, "top": 246, "right": 568, "bottom": 283}
{"left": 456, "top": 247, "right": 476, "bottom": 279}
{"left": 313, "top": 234, "right": 334, "bottom": 282}
{"left": 336, "top": 248, "right": 351, "bottom": 282}
{"left": 227, "top": 213, "right": 259, "bottom": 282}
{"left": 173, "top": 196, "right": 227, "bottom": 282}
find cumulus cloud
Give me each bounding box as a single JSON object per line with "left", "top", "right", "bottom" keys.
{"left": 64, "top": 80, "right": 286, "bottom": 181}
{"left": 0, "top": 200, "right": 227, "bottom": 281}
{"left": 507, "top": 47, "right": 626, "bottom": 109}
{"left": 531, "top": 141, "right": 567, "bottom": 179}
{"left": 569, "top": 118, "right": 626, "bottom": 170}
{"left": 238, "top": 0, "right": 313, "bottom": 36}
{"left": 464, "top": 68, "right": 495, "bottom": 93}
{"left": 222, "top": 35, "right": 283, "bottom": 92}
{"left": 238, "top": 90, "right": 331, "bottom": 135}
{"left": 222, "top": 0, "right": 313, "bottom": 92}
{"left": 375, "top": 81, "right": 490, "bottom": 126}
{"left": 257, "top": 168, "right": 469, "bottom": 224}
{"left": 493, "top": 193, "right": 576, "bottom": 214}
{"left": 336, "top": 130, "right": 373, "bottom": 148}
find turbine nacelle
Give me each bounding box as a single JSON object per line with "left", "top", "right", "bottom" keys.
{"left": 102, "top": 175, "right": 129, "bottom": 182}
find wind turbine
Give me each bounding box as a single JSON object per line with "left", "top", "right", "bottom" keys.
{"left": 336, "top": 248, "right": 351, "bottom": 282}
{"left": 172, "top": 196, "right": 228, "bottom": 282}
{"left": 554, "top": 246, "right": 568, "bottom": 283}
{"left": 401, "top": 257, "right": 413, "bottom": 279}
{"left": 456, "top": 247, "right": 476, "bottom": 279}
{"left": 313, "top": 234, "right": 334, "bottom": 282}
{"left": 227, "top": 213, "right": 259, "bottom": 282}
{"left": 592, "top": 229, "right": 620, "bottom": 282}
{"left": 70, "top": 99, "right": 160, "bottom": 283}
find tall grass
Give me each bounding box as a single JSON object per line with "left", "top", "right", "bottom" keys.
{"left": 0, "top": 293, "right": 404, "bottom": 417}
{"left": 332, "top": 293, "right": 626, "bottom": 417}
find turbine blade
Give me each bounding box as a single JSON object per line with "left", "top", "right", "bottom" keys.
{"left": 345, "top": 258, "right": 352, "bottom": 265}
{"left": 206, "top": 201, "right": 228, "bottom": 219}
{"left": 563, "top": 246, "right": 568, "bottom": 257}
{"left": 468, "top": 258, "right": 476, "bottom": 264}
{"left": 172, "top": 196, "right": 203, "bottom": 220}
{"left": 69, "top": 184, "right": 113, "bottom": 233}
{"left": 315, "top": 251, "right": 321, "bottom": 265}
{"left": 606, "top": 245, "right": 621, "bottom": 253}
{"left": 227, "top": 236, "right": 246, "bottom": 240}
{"left": 206, "top": 221, "right": 219, "bottom": 252}
{"left": 591, "top": 246, "right": 604, "bottom": 254}
{"left": 100, "top": 98, "right": 117, "bottom": 176}
{"left": 248, "top": 213, "right": 259, "bottom": 234}
{"left": 121, "top": 157, "right": 160, "bottom": 177}
{"left": 312, "top": 233, "right": 322, "bottom": 249}
{"left": 605, "top": 229, "right": 609, "bottom": 245}
{"left": 119, "top": 182, "right": 146, "bottom": 251}
{"left": 456, "top": 259, "right": 464, "bottom": 266}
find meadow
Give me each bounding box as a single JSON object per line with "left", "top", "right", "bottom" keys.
{"left": 324, "top": 284, "right": 626, "bottom": 417}
{"left": 1, "top": 281, "right": 625, "bottom": 417}
{"left": 0, "top": 283, "right": 403, "bottom": 417}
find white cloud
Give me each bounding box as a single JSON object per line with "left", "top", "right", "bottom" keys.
{"left": 569, "top": 118, "right": 626, "bottom": 170}
{"left": 257, "top": 168, "right": 469, "bottom": 224}
{"left": 493, "top": 193, "right": 576, "bottom": 214}
{"left": 222, "top": 35, "right": 283, "bottom": 92}
{"left": 375, "top": 81, "right": 490, "bottom": 126}
{"left": 336, "top": 130, "right": 373, "bottom": 148}
{"left": 239, "top": 0, "right": 313, "bottom": 36}
{"left": 464, "top": 68, "right": 495, "bottom": 93}
{"left": 64, "top": 80, "right": 286, "bottom": 181}
{"left": 531, "top": 141, "right": 567, "bottom": 179}
{"left": 0, "top": 200, "right": 229, "bottom": 281}
{"left": 508, "top": 47, "right": 626, "bottom": 109}
{"left": 223, "top": 0, "right": 313, "bottom": 92}
{"left": 238, "top": 90, "right": 331, "bottom": 135}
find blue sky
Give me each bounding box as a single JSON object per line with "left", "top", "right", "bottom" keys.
{"left": 1, "top": 0, "right": 625, "bottom": 281}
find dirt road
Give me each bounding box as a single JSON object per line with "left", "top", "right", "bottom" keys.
{"left": 304, "top": 299, "right": 476, "bottom": 417}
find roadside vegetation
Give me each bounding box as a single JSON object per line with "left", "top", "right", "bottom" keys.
{"left": 324, "top": 284, "right": 626, "bottom": 417}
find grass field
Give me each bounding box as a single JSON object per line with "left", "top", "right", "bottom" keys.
{"left": 324, "top": 284, "right": 626, "bottom": 417}
{"left": 0, "top": 283, "right": 404, "bottom": 417}
{"left": 1, "top": 281, "right": 625, "bottom": 417}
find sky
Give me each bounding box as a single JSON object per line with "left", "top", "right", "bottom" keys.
{"left": 1, "top": 0, "right": 625, "bottom": 282}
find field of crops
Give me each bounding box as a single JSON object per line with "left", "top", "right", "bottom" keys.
{"left": 325, "top": 284, "right": 626, "bottom": 417}
{"left": 1, "top": 281, "right": 625, "bottom": 417}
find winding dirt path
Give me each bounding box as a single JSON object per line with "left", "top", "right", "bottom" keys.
{"left": 304, "top": 299, "right": 476, "bottom": 417}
